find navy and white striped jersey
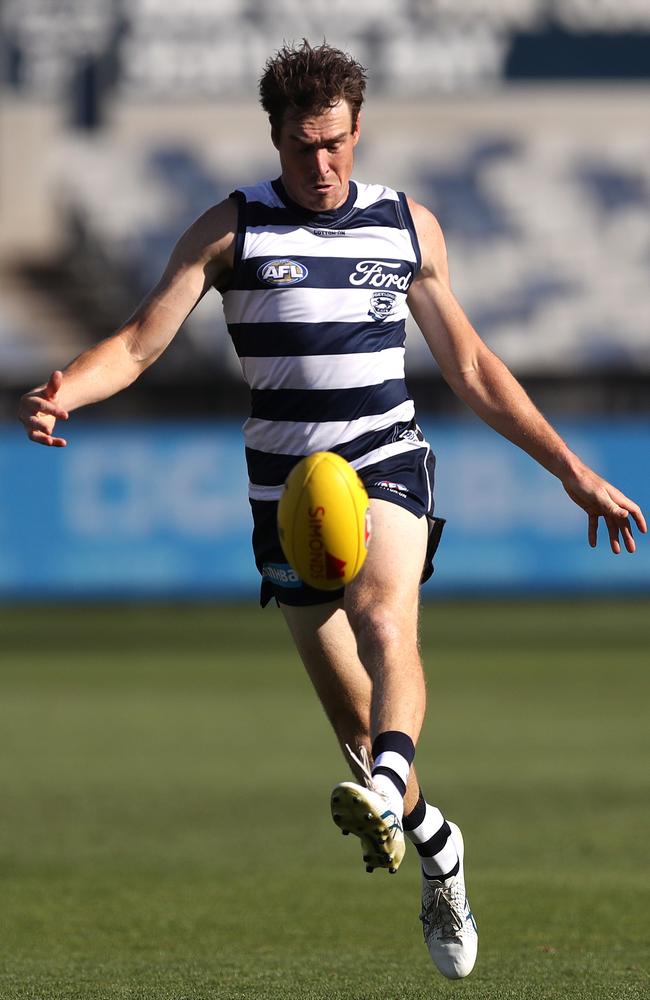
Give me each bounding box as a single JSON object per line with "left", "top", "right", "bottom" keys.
{"left": 222, "top": 177, "right": 431, "bottom": 501}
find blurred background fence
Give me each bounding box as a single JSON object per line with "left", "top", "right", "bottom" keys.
{"left": 1, "top": 0, "right": 648, "bottom": 598}
{"left": 3, "top": 418, "right": 649, "bottom": 598}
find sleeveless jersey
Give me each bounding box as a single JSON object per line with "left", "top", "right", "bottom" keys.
{"left": 222, "top": 177, "right": 430, "bottom": 501}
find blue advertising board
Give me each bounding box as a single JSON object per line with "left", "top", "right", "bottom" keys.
{"left": 1, "top": 418, "right": 648, "bottom": 598}
{"left": 425, "top": 418, "right": 650, "bottom": 594}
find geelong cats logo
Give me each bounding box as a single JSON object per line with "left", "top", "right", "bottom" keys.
{"left": 368, "top": 291, "right": 397, "bottom": 322}
{"left": 258, "top": 259, "right": 308, "bottom": 285}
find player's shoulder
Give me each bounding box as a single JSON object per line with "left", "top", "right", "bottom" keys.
{"left": 194, "top": 196, "right": 239, "bottom": 238}
{"left": 403, "top": 196, "right": 448, "bottom": 274}
{"left": 353, "top": 183, "right": 445, "bottom": 247}
{"left": 404, "top": 196, "right": 445, "bottom": 242}
{"left": 178, "top": 196, "right": 239, "bottom": 266}
{"left": 390, "top": 195, "right": 447, "bottom": 280}
{"left": 233, "top": 179, "right": 284, "bottom": 208}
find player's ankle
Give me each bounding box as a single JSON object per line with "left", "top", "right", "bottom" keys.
{"left": 403, "top": 789, "right": 460, "bottom": 876}
{"left": 370, "top": 730, "right": 415, "bottom": 820}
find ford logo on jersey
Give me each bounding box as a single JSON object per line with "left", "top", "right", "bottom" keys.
{"left": 349, "top": 259, "right": 412, "bottom": 291}
{"left": 257, "top": 259, "right": 308, "bottom": 285}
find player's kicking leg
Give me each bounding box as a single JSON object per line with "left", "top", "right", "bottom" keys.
{"left": 280, "top": 597, "right": 406, "bottom": 870}
{"left": 334, "top": 499, "right": 427, "bottom": 872}
{"left": 280, "top": 498, "right": 478, "bottom": 978}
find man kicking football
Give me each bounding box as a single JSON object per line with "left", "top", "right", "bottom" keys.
{"left": 19, "top": 40, "right": 646, "bottom": 980}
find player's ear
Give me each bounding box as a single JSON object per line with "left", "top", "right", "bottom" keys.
{"left": 270, "top": 118, "right": 281, "bottom": 150}
{"left": 351, "top": 111, "right": 362, "bottom": 146}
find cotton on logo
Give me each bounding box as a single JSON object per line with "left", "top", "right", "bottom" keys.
{"left": 257, "top": 259, "right": 308, "bottom": 285}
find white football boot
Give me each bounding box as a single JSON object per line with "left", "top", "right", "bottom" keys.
{"left": 419, "top": 821, "right": 478, "bottom": 979}
{"left": 330, "top": 745, "right": 405, "bottom": 874}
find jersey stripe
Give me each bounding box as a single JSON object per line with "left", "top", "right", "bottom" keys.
{"left": 234, "top": 254, "right": 414, "bottom": 291}
{"left": 243, "top": 399, "right": 416, "bottom": 456}
{"left": 244, "top": 418, "right": 419, "bottom": 486}
{"left": 353, "top": 184, "right": 400, "bottom": 209}
{"left": 223, "top": 287, "right": 409, "bottom": 326}
{"left": 241, "top": 225, "right": 417, "bottom": 262}
{"left": 229, "top": 320, "right": 407, "bottom": 359}
{"left": 240, "top": 348, "right": 405, "bottom": 391}
{"left": 250, "top": 379, "right": 409, "bottom": 423}
{"left": 240, "top": 198, "right": 404, "bottom": 232}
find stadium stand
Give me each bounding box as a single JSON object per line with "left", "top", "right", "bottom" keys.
{"left": 1, "top": 0, "right": 113, "bottom": 95}
{"left": 4, "top": 0, "right": 650, "bottom": 100}
{"left": 1, "top": 0, "right": 648, "bottom": 410}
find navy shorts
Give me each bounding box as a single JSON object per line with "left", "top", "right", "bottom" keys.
{"left": 250, "top": 442, "right": 445, "bottom": 608}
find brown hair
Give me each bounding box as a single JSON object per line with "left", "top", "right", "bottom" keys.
{"left": 259, "top": 40, "right": 367, "bottom": 133}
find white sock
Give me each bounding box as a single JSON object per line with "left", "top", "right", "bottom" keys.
{"left": 370, "top": 772, "right": 405, "bottom": 822}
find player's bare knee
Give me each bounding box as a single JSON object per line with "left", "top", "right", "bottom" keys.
{"left": 347, "top": 602, "right": 415, "bottom": 663}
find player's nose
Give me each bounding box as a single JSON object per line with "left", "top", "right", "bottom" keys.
{"left": 313, "top": 148, "right": 331, "bottom": 178}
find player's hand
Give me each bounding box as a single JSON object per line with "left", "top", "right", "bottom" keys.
{"left": 18, "top": 370, "right": 69, "bottom": 447}
{"left": 562, "top": 464, "right": 647, "bottom": 554}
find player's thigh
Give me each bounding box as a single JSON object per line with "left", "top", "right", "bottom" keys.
{"left": 280, "top": 599, "right": 372, "bottom": 727}
{"left": 345, "top": 497, "right": 428, "bottom": 621}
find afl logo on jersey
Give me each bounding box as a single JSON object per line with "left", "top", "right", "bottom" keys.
{"left": 258, "top": 259, "right": 308, "bottom": 285}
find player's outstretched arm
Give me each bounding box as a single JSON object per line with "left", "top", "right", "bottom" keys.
{"left": 19, "top": 197, "right": 238, "bottom": 447}
{"left": 406, "top": 198, "right": 647, "bottom": 554}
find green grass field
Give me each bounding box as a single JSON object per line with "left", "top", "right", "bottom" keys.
{"left": 0, "top": 600, "right": 648, "bottom": 1000}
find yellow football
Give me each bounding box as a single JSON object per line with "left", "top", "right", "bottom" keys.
{"left": 277, "top": 452, "right": 371, "bottom": 590}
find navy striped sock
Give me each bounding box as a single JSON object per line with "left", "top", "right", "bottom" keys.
{"left": 403, "top": 790, "right": 459, "bottom": 881}
{"left": 371, "top": 731, "right": 415, "bottom": 808}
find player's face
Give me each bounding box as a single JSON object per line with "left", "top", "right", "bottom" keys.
{"left": 273, "top": 100, "right": 361, "bottom": 212}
